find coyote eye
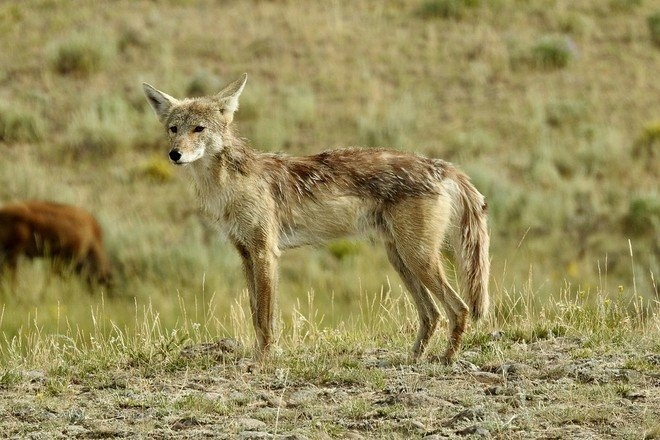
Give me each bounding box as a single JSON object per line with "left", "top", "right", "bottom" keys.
{"left": 169, "top": 126, "right": 177, "bottom": 134}
{"left": 193, "top": 126, "right": 205, "bottom": 133}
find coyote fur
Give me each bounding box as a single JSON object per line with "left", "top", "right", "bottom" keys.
{"left": 143, "top": 74, "right": 490, "bottom": 362}
{"left": 0, "top": 200, "right": 111, "bottom": 285}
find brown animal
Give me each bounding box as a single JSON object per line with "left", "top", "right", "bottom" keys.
{"left": 0, "top": 200, "right": 111, "bottom": 286}
{"left": 143, "top": 74, "right": 490, "bottom": 363}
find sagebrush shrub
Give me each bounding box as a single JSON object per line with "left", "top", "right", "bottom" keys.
{"left": 648, "top": 12, "right": 660, "bottom": 47}
{"left": 50, "top": 36, "right": 113, "bottom": 77}
{"left": 418, "top": 0, "right": 480, "bottom": 20}
{"left": 0, "top": 104, "right": 45, "bottom": 143}
{"left": 530, "top": 37, "right": 575, "bottom": 69}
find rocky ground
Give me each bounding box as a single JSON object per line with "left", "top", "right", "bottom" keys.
{"left": 1, "top": 336, "right": 659, "bottom": 439}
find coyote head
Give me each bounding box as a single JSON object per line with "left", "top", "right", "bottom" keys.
{"left": 142, "top": 74, "right": 247, "bottom": 165}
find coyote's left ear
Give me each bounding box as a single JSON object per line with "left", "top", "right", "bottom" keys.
{"left": 142, "top": 83, "right": 179, "bottom": 123}
{"left": 215, "top": 73, "right": 247, "bottom": 120}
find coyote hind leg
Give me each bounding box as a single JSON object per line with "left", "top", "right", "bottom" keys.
{"left": 392, "top": 234, "right": 469, "bottom": 363}
{"left": 385, "top": 242, "right": 440, "bottom": 359}
{"left": 416, "top": 261, "right": 469, "bottom": 363}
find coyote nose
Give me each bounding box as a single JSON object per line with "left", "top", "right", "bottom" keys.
{"left": 169, "top": 149, "right": 182, "bottom": 162}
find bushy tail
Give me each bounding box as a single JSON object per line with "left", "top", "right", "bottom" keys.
{"left": 453, "top": 172, "right": 490, "bottom": 320}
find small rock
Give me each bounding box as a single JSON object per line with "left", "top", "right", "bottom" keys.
{"left": 203, "top": 391, "right": 223, "bottom": 400}
{"left": 281, "top": 433, "right": 311, "bottom": 440}
{"left": 470, "top": 371, "right": 503, "bottom": 384}
{"left": 63, "top": 406, "right": 85, "bottom": 424}
{"left": 238, "top": 432, "right": 273, "bottom": 439}
{"left": 171, "top": 416, "right": 201, "bottom": 430}
{"left": 408, "top": 420, "right": 426, "bottom": 431}
{"left": 489, "top": 330, "right": 503, "bottom": 341}
{"left": 452, "top": 360, "right": 479, "bottom": 373}
{"left": 287, "top": 389, "right": 319, "bottom": 407}
{"left": 24, "top": 370, "right": 46, "bottom": 383}
{"left": 444, "top": 407, "right": 485, "bottom": 427}
{"left": 616, "top": 369, "right": 642, "bottom": 383}
{"left": 484, "top": 386, "right": 505, "bottom": 396}
{"left": 622, "top": 389, "right": 646, "bottom": 401}
{"left": 63, "top": 425, "right": 88, "bottom": 437}
{"left": 645, "top": 354, "right": 660, "bottom": 365}
{"left": 495, "top": 363, "right": 533, "bottom": 378}
{"left": 456, "top": 425, "right": 490, "bottom": 437}
{"left": 180, "top": 338, "right": 242, "bottom": 361}
{"left": 238, "top": 418, "right": 268, "bottom": 431}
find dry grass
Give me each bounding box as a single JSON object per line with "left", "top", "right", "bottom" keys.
{"left": 0, "top": 6, "right": 658, "bottom": 430}
{"left": 0, "top": 281, "right": 658, "bottom": 438}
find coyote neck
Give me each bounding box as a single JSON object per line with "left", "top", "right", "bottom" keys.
{"left": 185, "top": 137, "right": 258, "bottom": 224}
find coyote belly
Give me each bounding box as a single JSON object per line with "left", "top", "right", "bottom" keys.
{"left": 278, "top": 195, "right": 369, "bottom": 249}
{"left": 143, "top": 74, "right": 490, "bottom": 363}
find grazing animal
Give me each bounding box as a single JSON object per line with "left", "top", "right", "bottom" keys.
{"left": 143, "top": 74, "right": 490, "bottom": 363}
{"left": 0, "top": 200, "right": 111, "bottom": 286}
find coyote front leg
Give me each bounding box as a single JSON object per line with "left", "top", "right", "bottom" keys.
{"left": 250, "top": 247, "right": 278, "bottom": 357}
{"left": 233, "top": 241, "right": 259, "bottom": 336}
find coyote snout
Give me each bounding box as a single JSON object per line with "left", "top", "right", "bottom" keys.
{"left": 0, "top": 200, "right": 112, "bottom": 287}
{"left": 143, "top": 74, "right": 490, "bottom": 363}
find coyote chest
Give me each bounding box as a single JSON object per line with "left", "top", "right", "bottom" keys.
{"left": 191, "top": 164, "right": 375, "bottom": 250}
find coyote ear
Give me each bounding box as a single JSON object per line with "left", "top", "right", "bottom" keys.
{"left": 216, "top": 73, "right": 247, "bottom": 116}
{"left": 142, "top": 83, "right": 179, "bottom": 122}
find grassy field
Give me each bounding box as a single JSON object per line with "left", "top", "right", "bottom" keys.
{"left": 0, "top": 283, "right": 658, "bottom": 438}
{"left": 0, "top": 0, "right": 659, "bottom": 437}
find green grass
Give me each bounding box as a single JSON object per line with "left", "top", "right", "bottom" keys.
{"left": 609, "top": 0, "right": 643, "bottom": 12}
{"left": 0, "top": 103, "right": 45, "bottom": 143}
{"left": 649, "top": 12, "right": 660, "bottom": 45}
{"left": 530, "top": 36, "right": 575, "bottom": 69}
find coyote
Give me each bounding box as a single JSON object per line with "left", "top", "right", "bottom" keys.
{"left": 143, "top": 74, "right": 489, "bottom": 363}
{"left": 0, "top": 200, "right": 111, "bottom": 286}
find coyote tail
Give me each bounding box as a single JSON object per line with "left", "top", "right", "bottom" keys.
{"left": 453, "top": 172, "right": 490, "bottom": 320}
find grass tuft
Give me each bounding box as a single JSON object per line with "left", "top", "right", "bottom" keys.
{"left": 244, "top": 85, "right": 316, "bottom": 149}
{"left": 648, "top": 12, "right": 660, "bottom": 47}
{"left": 0, "top": 103, "right": 46, "bottom": 143}
{"left": 609, "top": 0, "right": 643, "bottom": 12}
{"left": 139, "top": 156, "right": 174, "bottom": 182}
{"left": 64, "top": 96, "right": 139, "bottom": 158}
{"left": 117, "top": 25, "right": 150, "bottom": 53}
{"left": 327, "top": 240, "right": 362, "bottom": 261}
{"left": 544, "top": 99, "right": 588, "bottom": 128}
{"left": 186, "top": 71, "right": 223, "bottom": 97}
{"left": 417, "top": 0, "right": 480, "bottom": 20}
{"left": 623, "top": 196, "right": 660, "bottom": 236}
{"left": 530, "top": 36, "right": 575, "bottom": 70}
{"left": 49, "top": 35, "right": 114, "bottom": 77}
{"left": 358, "top": 95, "right": 415, "bottom": 148}
{"left": 633, "top": 121, "right": 660, "bottom": 165}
